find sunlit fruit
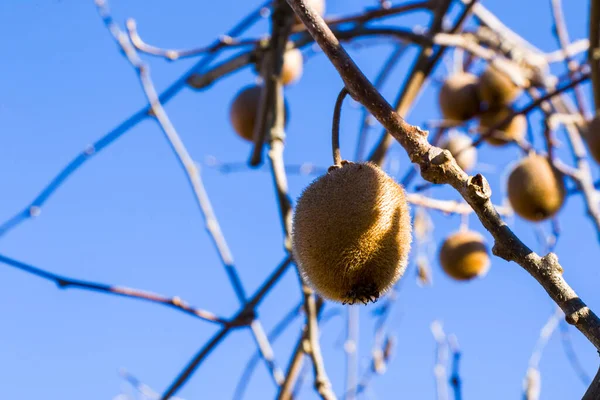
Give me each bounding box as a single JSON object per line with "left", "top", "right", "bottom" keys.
{"left": 478, "top": 64, "right": 523, "bottom": 107}
{"left": 439, "top": 131, "right": 477, "bottom": 171}
{"left": 478, "top": 108, "right": 526, "bottom": 146}
{"left": 507, "top": 153, "right": 566, "bottom": 221}
{"left": 281, "top": 48, "right": 303, "bottom": 85}
{"left": 438, "top": 73, "right": 481, "bottom": 122}
{"left": 229, "top": 84, "right": 288, "bottom": 141}
{"left": 439, "top": 230, "right": 490, "bottom": 281}
{"left": 292, "top": 162, "right": 412, "bottom": 304}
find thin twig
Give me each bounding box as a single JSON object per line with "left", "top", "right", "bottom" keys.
{"left": 355, "top": 45, "right": 408, "bottom": 161}
{"left": 406, "top": 193, "right": 513, "bottom": 216}
{"left": 368, "top": 0, "right": 475, "bottom": 165}
{"left": 448, "top": 335, "right": 462, "bottom": 400}
{"left": 550, "top": 0, "right": 590, "bottom": 118}
{"left": 233, "top": 303, "right": 303, "bottom": 400}
{"left": 127, "top": 19, "right": 260, "bottom": 61}
{"left": 431, "top": 321, "right": 449, "bottom": 400}
{"left": 288, "top": 0, "right": 600, "bottom": 357}
{"left": 589, "top": 0, "right": 600, "bottom": 112}
{"left": 0, "top": 0, "right": 268, "bottom": 239}
{"left": 0, "top": 254, "right": 228, "bottom": 325}
{"left": 277, "top": 298, "right": 326, "bottom": 400}
{"left": 332, "top": 87, "right": 350, "bottom": 166}
{"left": 120, "top": 369, "right": 186, "bottom": 400}
{"left": 559, "top": 321, "right": 592, "bottom": 386}
{"left": 161, "top": 256, "right": 293, "bottom": 399}
{"left": 522, "top": 308, "right": 562, "bottom": 400}
{"left": 302, "top": 286, "right": 337, "bottom": 400}
{"left": 344, "top": 306, "right": 360, "bottom": 400}
{"left": 97, "top": 0, "right": 246, "bottom": 305}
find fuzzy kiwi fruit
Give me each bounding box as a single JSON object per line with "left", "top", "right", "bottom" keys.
{"left": 585, "top": 116, "right": 600, "bottom": 164}
{"left": 478, "top": 108, "right": 526, "bottom": 146}
{"left": 292, "top": 161, "right": 412, "bottom": 304}
{"left": 439, "top": 230, "right": 490, "bottom": 281}
{"left": 229, "top": 84, "right": 288, "bottom": 141}
{"left": 281, "top": 48, "right": 303, "bottom": 86}
{"left": 478, "top": 64, "right": 522, "bottom": 108}
{"left": 439, "top": 131, "right": 477, "bottom": 171}
{"left": 438, "top": 73, "right": 481, "bottom": 122}
{"left": 507, "top": 153, "right": 566, "bottom": 222}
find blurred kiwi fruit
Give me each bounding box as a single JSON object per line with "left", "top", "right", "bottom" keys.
{"left": 439, "top": 131, "right": 477, "bottom": 171}
{"left": 438, "top": 73, "right": 481, "bottom": 122}
{"left": 478, "top": 64, "right": 522, "bottom": 108}
{"left": 478, "top": 108, "right": 526, "bottom": 146}
{"left": 507, "top": 153, "right": 566, "bottom": 221}
{"left": 229, "top": 84, "right": 288, "bottom": 141}
{"left": 439, "top": 230, "right": 490, "bottom": 281}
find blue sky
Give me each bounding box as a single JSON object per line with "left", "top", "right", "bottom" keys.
{"left": 0, "top": 0, "right": 598, "bottom": 399}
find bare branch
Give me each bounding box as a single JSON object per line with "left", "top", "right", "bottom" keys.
{"left": 344, "top": 306, "right": 360, "bottom": 400}
{"left": 431, "top": 321, "right": 449, "bottom": 400}
{"left": 0, "top": 254, "right": 227, "bottom": 325}
{"left": 287, "top": 0, "right": 600, "bottom": 355}
{"left": 96, "top": 0, "right": 247, "bottom": 304}
{"left": 234, "top": 303, "right": 303, "bottom": 400}
{"left": 127, "top": 18, "right": 260, "bottom": 61}
{"left": 302, "top": 287, "right": 336, "bottom": 400}
{"left": 0, "top": 0, "right": 268, "bottom": 238}
{"left": 448, "top": 335, "right": 462, "bottom": 400}
{"left": 368, "top": 0, "right": 474, "bottom": 165}
{"left": 550, "top": 0, "right": 590, "bottom": 118}
{"left": 406, "top": 193, "right": 513, "bottom": 216}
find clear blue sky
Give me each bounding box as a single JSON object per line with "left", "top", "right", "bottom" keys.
{"left": 0, "top": 0, "right": 598, "bottom": 399}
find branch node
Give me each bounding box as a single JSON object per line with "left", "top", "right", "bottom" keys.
{"left": 491, "top": 243, "right": 512, "bottom": 261}
{"left": 431, "top": 149, "right": 452, "bottom": 165}
{"left": 566, "top": 307, "right": 591, "bottom": 326}
{"left": 540, "top": 252, "right": 563, "bottom": 274}
{"left": 467, "top": 174, "right": 492, "bottom": 202}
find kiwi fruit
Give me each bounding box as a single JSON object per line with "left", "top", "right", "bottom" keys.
{"left": 585, "top": 116, "right": 600, "bottom": 164}
{"left": 478, "top": 108, "right": 526, "bottom": 146}
{"left": 507, "top": 153, "right": 566, "bottom": 221}
{"left": 229, "top": 84, "right": 288, "bottom": 141}
{"left": 295, "top": 0, "right": 325, "bottom": 24}
{"left": 439, "top": 131, "right": 477, "bottom": 171}
{"left": 292, "top": 161, "right": 412, "bottom": 304}
{"left": 281, "top": 48, "right": 303, "bottom": 86}
{"left": 439, "top": 230, "right": 490, "bottom": 281}
{"left": 438, "top": 73, "right": 481, "bottom": 122}
{"left": 478, "top": 65, "right": 523, "bottom": 108}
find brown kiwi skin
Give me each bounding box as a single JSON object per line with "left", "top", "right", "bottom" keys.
{"left": 478, "top": 108, "right": 526, "bottom": 146}
{"left": 292, "top": 161, "right": 412, "bottom": 305}
{"left": 585, "top": 116, "right": 600, "bottom": 164}
{"left": 478, "top": 65, "right": 522, "bottom": 108}
{"left": 507, "top": 153, "right": 566, "bottom": 222}
{"left": 281, "top": 49, "right": 303, "bottom": 86}
{"left": 439, "top": 230, "right": 490, "bottom": 281}
{"left": 229, "top": 85, "right": 288, "bottom": 142}
{"left": 438, "top": 73, "right": 481, "bottom": 122}
{"left": 439, "top": 131, "right": 477, "bottom": 171}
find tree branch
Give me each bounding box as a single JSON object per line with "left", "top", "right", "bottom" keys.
{"left": 286, "top": 0, "right": 600, "bottom": 355}
{"left": 0, "top": 254, "right": 227, "bottom": 325}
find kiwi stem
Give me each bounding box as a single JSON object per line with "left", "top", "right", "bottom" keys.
{"left": 332, "top": 87, "right": 349, "bottom": 167}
